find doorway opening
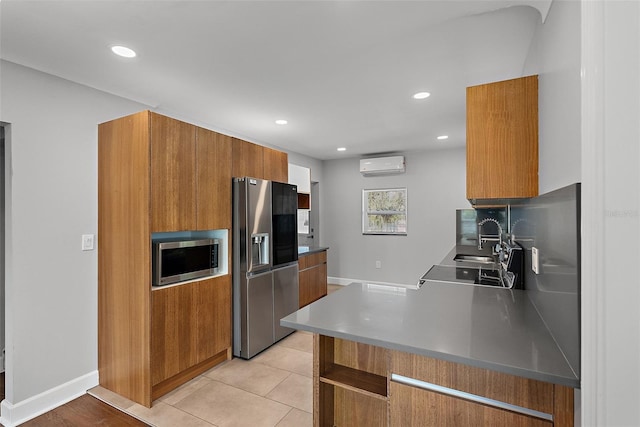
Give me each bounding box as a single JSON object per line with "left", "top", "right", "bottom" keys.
{"left": 298, "top": 181, "right": 319, "bottom": 246}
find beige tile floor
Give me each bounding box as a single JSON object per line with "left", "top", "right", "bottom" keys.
{"left": 90, "top": 284, "right": 342, "bottom": 427}
{"left": 90, "top": 331, "right": 314, "bottom": 427}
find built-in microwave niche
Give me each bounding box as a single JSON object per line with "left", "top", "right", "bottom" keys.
{"left": 151, "top": 229, "right": 229, "bottom": 290}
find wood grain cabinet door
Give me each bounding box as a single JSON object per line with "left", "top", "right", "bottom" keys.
{"left": 150, "top": 113, "right": 197, "bottom": 232}
{"left": 390, "top": 382, "right": 552, "bottom": 427}
{"left": 310, "top": 263, "right": 327, "bottom": 305}
{"left": 151, "top": 284, "right": 198, "bottom": 386}
{"left": 232, "top": 137, "right": 264, "bottom": 179}
{"left": 298, "top": 266, "right": 312, "bottom": 308}
{"left": 263, "top": 147, "right": 288, "bottom": 183}
{"left": 466, "top": 75, "right": 538, "bottom": 200}
{"left": 298, "top": 252, "right": 328, "bottom": 308}
{"left": 195, "top": 127, "right": 232, "bottom": 230}
{"left": 195, "top": 276, "right": 232, "bottom": 363}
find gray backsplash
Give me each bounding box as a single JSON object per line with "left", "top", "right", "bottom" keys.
{"left": 511, "top": 183, "right": 581, "bottom": 380}
{"left": 455, "top": 184, "right": 581, "bottom": 380}
{"left": 456, "top": 207, "right": 507, "bottom": 252}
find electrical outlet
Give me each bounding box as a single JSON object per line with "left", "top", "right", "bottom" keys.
{"left": 532, "top": 247, "right": 539, "bottom": 274}
{"left": 82, "top": 234, "right": 95, "bottom": 251}
{"left": 375, "top": 260, "right": 381, "bottom": 269}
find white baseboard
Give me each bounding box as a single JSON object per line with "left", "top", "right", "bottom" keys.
{"left": 328, "top": 276, "right": 417, "bottom": 289}
{"left": 0, "top": 371, "right": 98, "bottom": 427}
{"left": 328, "top": 277, "right": 352, "bottom": 286}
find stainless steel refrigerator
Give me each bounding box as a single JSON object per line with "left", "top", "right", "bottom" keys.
{"left": 233, "top": 177, "right": 299, "bottom": 359}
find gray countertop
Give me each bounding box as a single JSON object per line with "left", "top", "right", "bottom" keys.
{"left": 281, "top": 251, "right": 579, "bottom": 388}
{"left": 298, "top": 245, "right": 329, "bottom": 256}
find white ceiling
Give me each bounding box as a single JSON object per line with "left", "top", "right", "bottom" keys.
{"left": 0, "top": 1, "right": 547, "bottom": 160}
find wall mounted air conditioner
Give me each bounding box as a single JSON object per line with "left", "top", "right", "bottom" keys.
{"left": 359, "top": 156, "right": 405, "bottom": 176}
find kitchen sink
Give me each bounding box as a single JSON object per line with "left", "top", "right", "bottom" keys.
{"left": 419, "top": 265, "right": 506, "bottom": 288}
{"left": 453, "top": 254, "right": 496, "bottom": 264}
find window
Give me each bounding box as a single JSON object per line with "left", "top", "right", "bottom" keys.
{"left": 362, "top": 188, "right": 407, "bottom": 235}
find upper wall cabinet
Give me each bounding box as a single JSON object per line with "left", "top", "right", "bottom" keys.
{"left": 289, "top": 163, "right": 311, "bottom": 209}
{"left": 263, "top": 147, "right": 289, "bottom": 183}
{"left": 466, "top": 75, "right": 538, "bottom": 202}
{"left": 196, "top": 127, "right": 232, "bottom": 230}
{"left": 231, "top": 137, "right": 289, "bottom": 183}
{"left": 150, "top": 113, "right": 233, "bottom": 232}
{"left": 288, "top": 163, "right": 311, "bottom": 193}
{"left": 232, "top": 137, "right": 264, "bottom": 179}
{"left": 150, "top": 113, "right": 197, "bottom": 231}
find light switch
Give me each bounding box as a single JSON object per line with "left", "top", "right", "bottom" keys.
{"left": 82, "top": 234, "right": 95, "bottom": 251}
{"left": 532, "top": 247, "right": 539, "bottom": 274}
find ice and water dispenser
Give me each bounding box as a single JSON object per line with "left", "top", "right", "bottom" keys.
{"left": 250, "top": 232, "right": 270, "bottom": 268}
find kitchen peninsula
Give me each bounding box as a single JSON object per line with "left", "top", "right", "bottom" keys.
{"left": 281, "top": 278, "right": 578, "bottom": 426}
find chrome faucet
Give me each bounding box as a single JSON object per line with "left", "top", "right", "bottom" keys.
{"left": 477, "top": 217, "right": 503, "bottom": 252}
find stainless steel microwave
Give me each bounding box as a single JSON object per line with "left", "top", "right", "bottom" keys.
{"left": 152, "top": 238, "right": 219, "bottom": 286}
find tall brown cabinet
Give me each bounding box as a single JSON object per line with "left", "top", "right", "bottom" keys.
{"left": 98, "top": 111, "right": 237, "bottom": 407}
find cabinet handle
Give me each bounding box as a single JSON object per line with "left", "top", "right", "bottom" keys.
{"left": 390, "top": 374, "right": 553, "bottom": 422}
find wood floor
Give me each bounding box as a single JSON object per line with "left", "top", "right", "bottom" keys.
{"left": 20, "top": 395, "right": 148, "bottom": 427}
{"left": 0, "top": 372, "right": 148, "bottom": 427}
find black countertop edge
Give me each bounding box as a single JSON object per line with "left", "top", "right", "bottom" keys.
{"left": 298, "top": 245, "right": 329, "bottom": 256}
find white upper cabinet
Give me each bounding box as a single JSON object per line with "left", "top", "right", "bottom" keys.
{"left": 288, "top": 163, "right": 311, "bottom": 193}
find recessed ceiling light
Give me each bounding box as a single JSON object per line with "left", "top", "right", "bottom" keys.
{"left": 437, "top": 135, "right": 449, "bottom": 140}
{"left": 413, "top": 92, "right": 431, "bottom": 100}
{"left": 337, "top": 147, "right": 346, "bottom": 152}
{"left": 111, "top": 45, "right": 136, "bottom": 58}
{"left": 275, "top": 119, "right": 288, "bottom": 125}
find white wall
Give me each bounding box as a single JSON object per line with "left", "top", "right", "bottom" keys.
{"left": 589, "top": 2, "right": 640, "bottom": 425}
{"left": 0, "top": 60, "right": 148, "bottom": 425}
{"left": 321, "top": 148, "right": 467, "bottom": 286}
{"left": 526, "top": 1, "right": 640, "bottom": 425}
{"left": 522, "top": 1, "right": 583, "bottom": 422}
{"left": 523, "top": 0, "right": 582, "bottom": 193}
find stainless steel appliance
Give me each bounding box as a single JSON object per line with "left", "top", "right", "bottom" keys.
{"left": 233, "top": 177, "right": 299, "bottom": 359}
{"left": 152, "top": 238, "right": 219, "bottom": 286}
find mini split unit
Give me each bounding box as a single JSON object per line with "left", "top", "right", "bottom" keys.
{"left": 359, "top": 156, "right": 406, "bottom": 176}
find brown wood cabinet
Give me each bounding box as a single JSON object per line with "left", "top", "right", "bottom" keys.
{"left": 150, "top": 276, "right": 231, "bottom": 400}
{"left": 98, "top": 111, "right": 152, "bottom": 406}
{"left": 98, "top": 111, "right": 234, "bottom": 407}
{"left": 196, "top": 127, "right": 233, "bottom": 230}
{"left": 466, "top": 75, "right": 538, "bottom": 201}
{"left": 150, "top": 113, "right": 233, "bottom": 232}
{"left": 390, "top": 382, "right": 551, "bottom": 427}
{"left": 231, "top": 137, "right": 289, "bottom": 182}
{"left": 314, "top": 334, "right": 574, "bottom": 427}
{"left": 298, "top": 193, "right": 310, "bottom": 209}
{"left": 150, "top": 113, "right": 197, "bottom": 232}
{"left": 151, "top": 283, "right": 198, "bottom": 386}
{"left": 299, "top": 250, "right": 328, "bottom": 308}
{"left": 150, "top": 276, "right": 232, "bottom": 386}
{"left": 263, "top": 146, "right": 289, "bottom": 182}
{"left": 315, "top": 335, "right": 389, "bottom": 427}
{"left": 232, "top": 137, "right": 265, "bottom": 179}
{"left": 389, "top": 351, "right": 572, "bottom": 427}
